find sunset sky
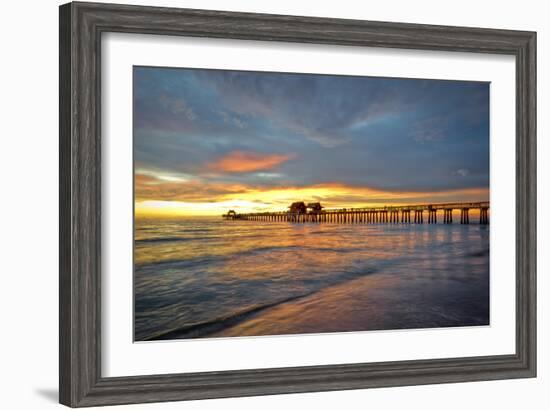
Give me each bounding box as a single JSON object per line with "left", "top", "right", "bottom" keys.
{"left": 134, "top": 66, "right": 489, "bottom": 217}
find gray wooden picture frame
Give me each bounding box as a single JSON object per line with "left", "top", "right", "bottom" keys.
{"left": 59, "top": 1, "right": 537, "bottom": 407}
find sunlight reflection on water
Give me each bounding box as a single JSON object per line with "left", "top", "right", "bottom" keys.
{"left": 134, "top": 217, "right": 489, "bottom": 341}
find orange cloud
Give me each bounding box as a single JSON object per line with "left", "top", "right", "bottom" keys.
{"left": 207, "top": 151, "right": 293, "bottom": 173}
{"left": 135, "top": 174, "right": 250, "bottom": 203}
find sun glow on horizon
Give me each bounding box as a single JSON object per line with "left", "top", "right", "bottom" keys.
{"left": 135, "top": 183, "right": 490, "bottom": 218}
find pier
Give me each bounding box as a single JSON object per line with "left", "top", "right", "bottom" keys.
{"left": 222, "top": 201, "right": 490, "bottom": 224}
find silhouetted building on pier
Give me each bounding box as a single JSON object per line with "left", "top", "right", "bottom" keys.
{"left": 307, "top": 202, "right": 324, "bottom": 213}
{"left": 289, "top": 201, "right": 307, "bottom": 214}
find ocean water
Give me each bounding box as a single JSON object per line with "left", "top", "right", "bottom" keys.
{"left": 134, "top": 217, "right": 490, "bottom": 341}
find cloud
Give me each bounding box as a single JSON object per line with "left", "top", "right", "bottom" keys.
{"left": 218, "top": 110, "right": 247, "bottom": 129}
{"left": 135, "top": 175, "right": 490, "bottom": 216}
{"left": 133, "top": 67, "right": 490, "bottom": 197}
{"left": 454, "top": 168, "right": 470, "bottom": 177}
{"left": 194, "top": 70, "right": 408, "bottom": 148}
{"left": 158, "top": 94, "right": 197, "bottom": 121}
{"left": 206, "top": 151, "right": 294, "bottom": 173}
{"left": 135, "top": 174, "right": 250, "bottom": 203}
{"left": 411, "top": 116, "right": 449, "bottom": 143}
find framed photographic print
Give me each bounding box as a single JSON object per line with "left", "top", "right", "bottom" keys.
{"left": 59, "top": 1, "right": 536, "bottom": 407}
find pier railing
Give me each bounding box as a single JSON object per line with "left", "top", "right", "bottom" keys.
{"left": 222, "top": 201, "right": 489, "bottom": 224}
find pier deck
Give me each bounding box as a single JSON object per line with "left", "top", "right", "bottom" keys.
{"left": 222, "top": 201, "right": 489, "bottom": 224}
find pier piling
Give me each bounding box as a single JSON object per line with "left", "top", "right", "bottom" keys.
{"left": 223, "top": 201, "right": 489, "bottom": 225}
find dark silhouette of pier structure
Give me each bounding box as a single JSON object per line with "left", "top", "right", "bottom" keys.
{"left": 222, "top": 201, "right": 490, "bottom": 224}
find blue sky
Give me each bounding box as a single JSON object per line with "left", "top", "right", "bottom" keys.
{"left": 133, "top": 66, "right": 489, "bottom": 215}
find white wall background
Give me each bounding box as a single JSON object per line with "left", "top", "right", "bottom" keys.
{"left": 0, "top": 0, "right": 546, "bottom": 409}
